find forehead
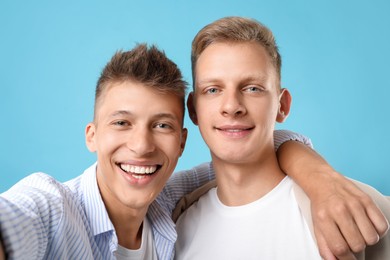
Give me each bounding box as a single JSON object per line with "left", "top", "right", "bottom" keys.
{"left": 195, "top": 42, "right": 277, "bottom": 84}
{"left": 96, "top": 80, "right": 184, "bottom": 122}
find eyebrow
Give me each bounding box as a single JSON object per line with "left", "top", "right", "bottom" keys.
{"left": 151, "top": 113, "right": 179, "bottom": 121}
{"left": 109, "top": 110, "right": 133, "bottom": 118}
{"left": 197, "top": 75, "right": 268, "bottom": 86}
{"left": 109, "top": 111, "right": 179, "bottom": 121}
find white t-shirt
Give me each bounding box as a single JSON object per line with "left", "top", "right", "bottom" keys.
{"left": 175, "top": 176, "right": 321, "bottom": 260}
{"left": 114, "top": 218, "right": 157, "bottom": 260}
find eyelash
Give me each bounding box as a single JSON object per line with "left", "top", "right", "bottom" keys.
{"left": 113, "top": 120, "right": 130, "bottom": 126}
{"left": 244, "top": 86, "right": 264, "bottom": 92}
{"left": 203, "top": 86, "right": 264, "bottom": 94}
{"left": 155, "top": 123, "right": 172, "bottom": 129}
{"left": 205, "top": 87, "right": 219, "bottom": 94}
{"left": 113, "top": 121, "right": 173, "bottom": 129}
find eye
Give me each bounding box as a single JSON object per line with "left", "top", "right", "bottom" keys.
{"left": 112, "top": 120, "right": 130, "bottom": 127}
{"left": 154, "top": 122, "right": 173, "bottom": 130}
{"left": 243, "top": 86, "right": 264, "bottom": 93}
{"left": 205, "top": 87, "right": 219, "bottom": 94}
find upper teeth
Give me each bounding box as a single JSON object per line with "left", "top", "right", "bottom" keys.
{"left": 120, "top": 164, "right": 157, "bottom": 174}
{"left": 225, "top": 129, "right": 242, "bottom": 132}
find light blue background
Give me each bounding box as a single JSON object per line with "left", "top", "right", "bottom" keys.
{"left": 1, "top": 0, "right": 389, "bottom": 194}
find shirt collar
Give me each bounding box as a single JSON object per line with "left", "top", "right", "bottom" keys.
{"left": 80, "top": 163, "right": 115, "bottom": 236}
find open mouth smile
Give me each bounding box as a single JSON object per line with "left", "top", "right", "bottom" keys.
{"left": 118, "top": 163, "right": 161, "bottom": 179}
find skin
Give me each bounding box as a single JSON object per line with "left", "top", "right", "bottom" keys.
{"left": 0, "top": 45, "right": 387, "bottom": 260}
{"left": 187, "top": 40, "right": 388, "bottom": 259}
{"left": 188, "top": 41, "right": 291, "bottom": 206}
{"left": 85, "top": 80, "right": 187, "bottom": 249}
{"left": 277, "top": 141, "right": 389, "bottom": 259}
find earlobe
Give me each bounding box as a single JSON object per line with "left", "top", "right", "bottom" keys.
{"left": 186, "top": 92, "right": 198, "bottom": 125}
{"left": 85, "top": 123, "right": 97, "bottom": 152}
{"left": 277, "top": 88, "right": 292, "bottom": 123}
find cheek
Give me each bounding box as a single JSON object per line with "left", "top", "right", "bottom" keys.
{"left": 96, "top": 130, "right": 125, "bottom": 153}
{"left": 195, "top": 103, "right": 214, "bottom": 125}
{"left": 160, "top": 136, "right": 183, "bottom": 159}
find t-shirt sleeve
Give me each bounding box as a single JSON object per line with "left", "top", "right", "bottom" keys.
{"left": 274, "top": 129, "right": 314, "bottom": 150}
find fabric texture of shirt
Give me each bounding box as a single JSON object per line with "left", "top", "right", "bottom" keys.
{"left": 175, "top": 177, "right": 321, "bottom": 259}
{"left": 0, "top": 130, "right": 310, "bottom": 259}
{"left": 173, "top": 175, "right": 390, "bottom": 260}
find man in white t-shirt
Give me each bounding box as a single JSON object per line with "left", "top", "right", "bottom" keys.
{"left": 175, "top": 16, "right": 390, "bottom": 260}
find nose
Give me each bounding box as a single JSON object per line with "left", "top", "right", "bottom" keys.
{"left": 127, "top": 127, "right": 156, "bottom": 156}
{"left": 220, "top": 89, "right": 246, "bottom": 117}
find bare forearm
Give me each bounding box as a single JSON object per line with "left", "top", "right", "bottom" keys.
{"left": 276, "top": 140, "right": 339, "bottom": 198}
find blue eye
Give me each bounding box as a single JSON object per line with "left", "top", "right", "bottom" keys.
{"left": 247, "top": 87, "right": 259, "bottom": 92}
{"left": 206, "top": 88, "right": 219, "bottom": 94}
{"left": 244, "top": 86, "right": 264, "bottom": 93}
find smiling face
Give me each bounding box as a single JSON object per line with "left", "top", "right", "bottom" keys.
{"left": 188, "top": 42, "right": 290, "bottom": 167}
{"left": 86, "top": 80, "right": 187, "bottom": 212}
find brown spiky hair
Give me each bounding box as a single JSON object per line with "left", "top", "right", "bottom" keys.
{"left": 94, "top": 43, "right": 187, "bottom": 122}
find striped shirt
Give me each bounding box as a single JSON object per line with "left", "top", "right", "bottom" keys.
{"left": 0, "top": 130, "right": 311, "bottom": 259}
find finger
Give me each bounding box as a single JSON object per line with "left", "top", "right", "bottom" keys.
{"left": 315, "top": 211, "right": 356, "bottom": 259}
{"left": 314, "top": 226, "right": 337, "bottom": 260}
{"left": 350, "top": 201, "right": 380, "bottom": 246}
{"left": 333, "top": 202, "right": 367, "bottom": 253}
{"left": 343, "top": 187, "right": 388, "bottom": 243}
{"left": 365, "top": 200, "right": 389, "bottom": 239}
{"left": 336, "top": 219, "right": 366, "bottom": 253}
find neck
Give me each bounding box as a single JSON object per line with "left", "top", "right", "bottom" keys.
{"left": 110, "top": 207, "right": 147, "bottom": 249}
{"left": 212, "top": 150, "right": 285, "bottom": 206}
{"left": 102, "top": 194, "right": 148, "bottom": 250}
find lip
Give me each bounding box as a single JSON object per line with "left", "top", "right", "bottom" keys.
{"left": 116, "top": 161, "right": 162, "bottom": 185}
{"left": 214, "top": 124, "right": 254, "bottom": 138}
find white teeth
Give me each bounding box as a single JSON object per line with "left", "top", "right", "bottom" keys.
{"left": 120, "top": 164, "right": 157, "bottom": 175}
{"left": 132, "top": 174, "right": 146, "bottom": 179}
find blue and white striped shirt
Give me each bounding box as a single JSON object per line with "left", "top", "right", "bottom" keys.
{"left": 0, "top": 130, "right": 311, "bottom": 259}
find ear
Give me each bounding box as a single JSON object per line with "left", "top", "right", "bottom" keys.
{"left": 276, "top": 88, "right": 292, "bottom": 123}
{"left": 179, "top": 128, "right": 188, "bottom": 157}
{"left": 85, "top": 123, "right": 97, "bottom": 152}
{"left": 186, "top": 92, "right": 198, "bottom": 125}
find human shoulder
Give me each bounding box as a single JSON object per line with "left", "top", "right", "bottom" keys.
{"left": 0, "top": 173, "right": 72, "bottom": 258}
{"left": 172, "top": 179, "right": 217, "bottom": 223}
{"left": 0, "top": 171, "right": 85, "bottom": 228}
{"left": 1, "top": 172, "right": 73, "bottom": 200}
{"left": 149, "top": 162, "right": 215, "bottom": 222}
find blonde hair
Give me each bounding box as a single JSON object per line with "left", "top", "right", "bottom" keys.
{"left": 191, "top": 16, "right": 281, "bottom": 87}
